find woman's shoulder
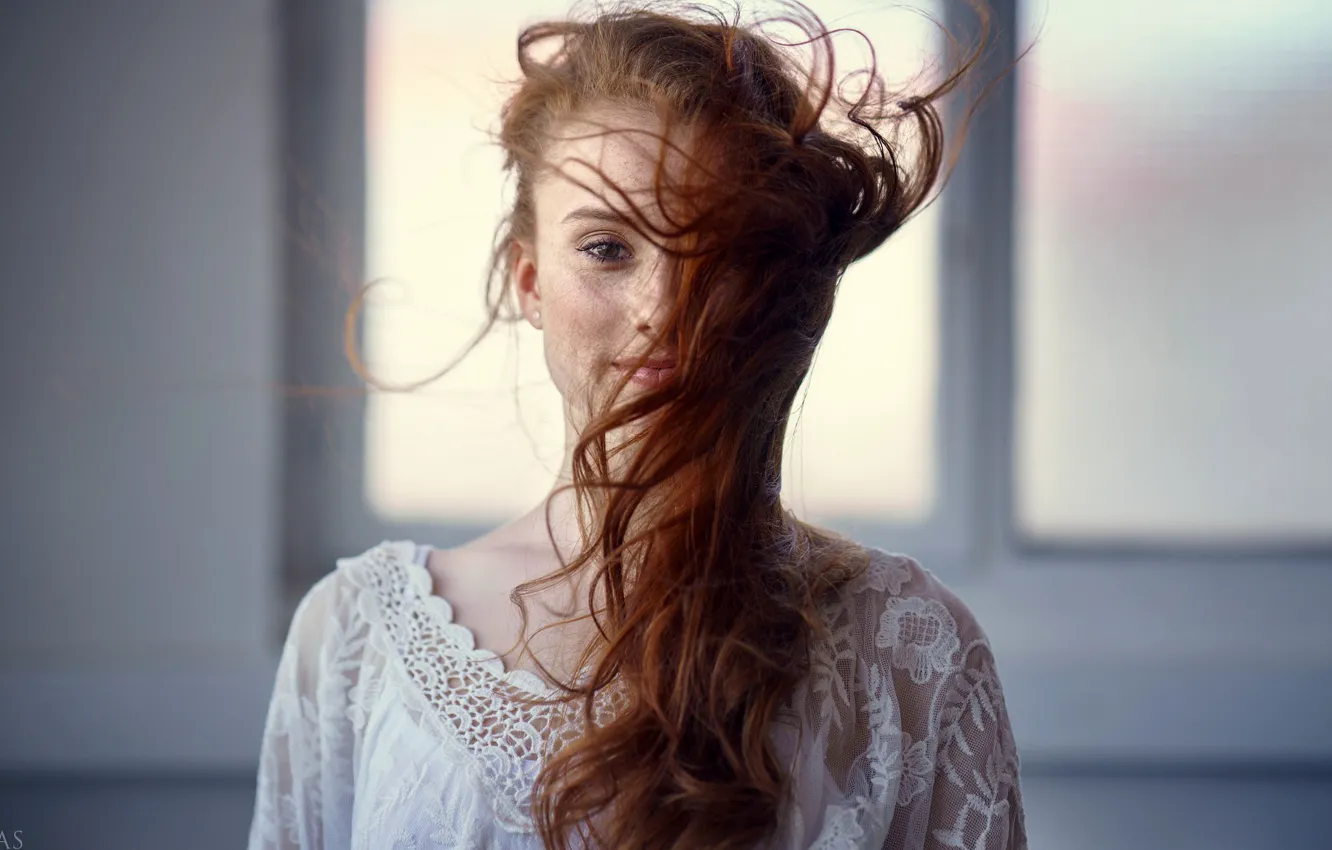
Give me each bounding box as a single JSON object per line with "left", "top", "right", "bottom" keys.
{"left": 301, "top": 538, "right": 429, "bottom": 599}
{"left": 283, "top": 540, "right": 425, "bottom": 653}
{"left": 837, "top": 545, "right": 988, "bottom": 628}
{"left": 818, "top": 545, "right": 1004, "bottom": 695}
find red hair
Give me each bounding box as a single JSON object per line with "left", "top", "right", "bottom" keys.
{"left": 347, "top": 1, "right": 1004, "bottom": 847}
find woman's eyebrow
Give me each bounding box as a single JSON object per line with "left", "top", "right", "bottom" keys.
{"left": 561, "top": 205, "right": 633, "bottom": 226}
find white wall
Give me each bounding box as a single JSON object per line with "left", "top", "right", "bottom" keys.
{"left": 0, "top": 0, "right": 280, "bottom": 769}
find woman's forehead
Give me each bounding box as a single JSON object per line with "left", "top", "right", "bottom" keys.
{"left": 536, "top": 105, "right": 710, "bottom": 225}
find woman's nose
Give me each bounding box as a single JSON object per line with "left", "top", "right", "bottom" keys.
{"left": 632, "top": 256, "right": 678, "bottom": 330}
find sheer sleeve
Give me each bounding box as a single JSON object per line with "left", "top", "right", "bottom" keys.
{"left": 795, "top": 550, "right": 1027, "bottom": 850}
{"left": 920, "top": 642, "right": 1027, "bottom": 850}
{"left": 247, "top": 568, "right": 367, "bottom": 850}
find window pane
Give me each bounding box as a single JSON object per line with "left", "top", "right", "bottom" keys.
{"left": 364, "top": 0, "right": 941, "bottom": 525}
{"left": 1015, "top": 0, "right": 1332, "bottom": 543}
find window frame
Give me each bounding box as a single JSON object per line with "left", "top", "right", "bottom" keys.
{"left": 933, "top": 0, "right": 1332, "bottom": 765}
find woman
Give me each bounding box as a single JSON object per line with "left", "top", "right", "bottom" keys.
{"left": 248, "top": 1, "right": 1026, "bottom": 848}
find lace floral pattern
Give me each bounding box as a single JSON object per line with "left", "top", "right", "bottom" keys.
{"left": 877, "top": 596, "right": 962, "bottom": 685}
{"left": 247, "top": 540, "right": 1027, "bottom": 850}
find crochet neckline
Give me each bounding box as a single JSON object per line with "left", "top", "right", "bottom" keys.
{"left": 389, "top": 540, "right": 564, "bottom": 698}
{"left": 372, "top": 538, "right": 899, "bottom": 700}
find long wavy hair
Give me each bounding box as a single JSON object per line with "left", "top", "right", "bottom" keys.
{"left": 347, "top": 1, "right": 1006, "bottom": 847}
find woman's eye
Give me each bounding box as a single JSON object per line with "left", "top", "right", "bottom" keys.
{"left": 578, "top": 239, "right": 631, "bottom": 265}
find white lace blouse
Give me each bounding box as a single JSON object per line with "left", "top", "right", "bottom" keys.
{"left": 246, "top": 539, "right": 1027, "bottom": 850}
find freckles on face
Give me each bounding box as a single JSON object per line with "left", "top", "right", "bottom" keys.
{"left": 529, "top": 105, "right": 690, "bottom": 406}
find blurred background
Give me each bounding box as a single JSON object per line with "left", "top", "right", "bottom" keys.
{"left": 2, "top": 0, "right": 1330, "bottom": 847}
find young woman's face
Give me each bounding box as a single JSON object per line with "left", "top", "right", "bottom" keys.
{"left": 513, "top": 103, "right": 697, "bottom": 425}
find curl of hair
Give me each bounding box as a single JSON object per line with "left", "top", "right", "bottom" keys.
{"left": 345, "top": 1, "right": 1011, "bottom": 847}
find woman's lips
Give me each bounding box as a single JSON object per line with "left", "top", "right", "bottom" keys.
{"left": 616, "top": 361, "right": 677, "bottom": 387}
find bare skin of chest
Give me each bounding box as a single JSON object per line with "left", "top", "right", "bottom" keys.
{"left": 424, "top": 540, "right": 599, "bottom": 689}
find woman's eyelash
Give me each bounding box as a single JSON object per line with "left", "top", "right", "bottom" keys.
{"left": 578, "top": 239, "right": 631, "bottom": 265}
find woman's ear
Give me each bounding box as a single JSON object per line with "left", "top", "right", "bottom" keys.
{"left": 511, "top": 239, "right": 541, "bottom": 327}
